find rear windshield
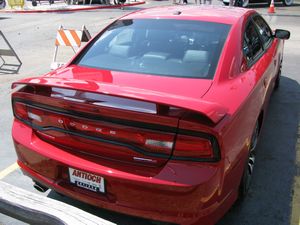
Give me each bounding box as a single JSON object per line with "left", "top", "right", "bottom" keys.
{"left": 75, "top": 19, "right": 231, "bottom": 79}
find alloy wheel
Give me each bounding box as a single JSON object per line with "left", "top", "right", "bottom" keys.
{"left": 247, "top": 122, "right": 259, "bottom": 187}
{"left": 242, "top": 0, "right": 249, "bottom": 7}
{"left": 275, "top": 61, "right": 282, "bottom": 90}
{"left": 283, "top": 0, "right": 294, "bottom": 6}
{"left": 239, "top": 121, "right": 259, "bottom": 199}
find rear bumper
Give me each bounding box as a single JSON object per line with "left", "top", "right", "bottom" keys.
{"left": 13, "top": 120, "right": 233, "bottom": 225}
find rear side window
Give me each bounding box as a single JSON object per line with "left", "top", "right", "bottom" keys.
{"left": 253, "top": 15, "right": 273, "bottom": 49}
{"left": 75, "top": 19, "right": 231, "bottom": 79}
{"left": 243, "top": 20, "right": 263, "bottom": 63}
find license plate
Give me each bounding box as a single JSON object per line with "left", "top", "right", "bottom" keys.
{"left": 69, "top": 168, "right": 105, "bottom": 193}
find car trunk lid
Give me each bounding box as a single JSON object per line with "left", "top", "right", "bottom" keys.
{"left": 12, "top": 69, "right": 226, "bottom": 168}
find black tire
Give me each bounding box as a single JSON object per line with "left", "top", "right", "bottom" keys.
{"left": 274, "top": 61, "right": 282, "bottom": 90}
{"left": 241, "top": 0, "right": 249, "bottom": 7}
{"left": 0, "top": 0, "right": 6, "bottom": 9}
{"left": 239, "top": 121, "right": 259, "bottom": 199}
{"left": 32, "top": 0, "right": 37, "bottom": 6}
{"left": 282, "top": 0, "right": 293, "bottom": 6}
{"left": 223, "top": 1, "right": 229, "bottom": 5}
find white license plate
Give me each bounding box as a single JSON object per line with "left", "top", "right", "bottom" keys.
{"left": 69, "top": 168, "right": 105, "bottom": 193}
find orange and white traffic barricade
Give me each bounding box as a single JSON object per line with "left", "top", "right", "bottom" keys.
{"left": 51, "top": 25, "right": 91, "bottom": 70}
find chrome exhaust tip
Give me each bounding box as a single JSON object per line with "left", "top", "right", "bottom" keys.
{"left": 33, "top": 181, "right": 49, "bottom": 193}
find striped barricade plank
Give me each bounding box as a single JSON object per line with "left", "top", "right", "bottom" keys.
{"left": 51, "top": 25, "right": 91, "bottom": 70}
{"left": 55, "top": 29, "right": 83, "bottom": 47}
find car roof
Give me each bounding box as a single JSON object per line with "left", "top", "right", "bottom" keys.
{"left": 122, "top": 5, "right": 255, "bottom": 25}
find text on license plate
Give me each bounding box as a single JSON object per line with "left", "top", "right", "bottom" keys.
{"left": 69, "top": 168, "right": 105, "bottom": 193}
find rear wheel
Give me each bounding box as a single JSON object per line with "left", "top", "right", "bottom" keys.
{"left": 242, "top": 0, "right": 249, "bottom": 7}
{"left": 0, "top": 0, "right": 6, "bottom": 9}
{"left": 239, "top": 121, "right": 259, "bottom": 199}
{"left": 231, "top": 0, "right": 249, "bottom": 7}
{"left": 32, "top": 0, "right": 37, "bottom": 6}
{"left": 283, "top": 0, "right": 293, "bottom": 6}
{"left": 223, "top": 1, "right": 229, "bottom": 5}
{"left": 274, "top": 61, "right": 282, "bottom": 90}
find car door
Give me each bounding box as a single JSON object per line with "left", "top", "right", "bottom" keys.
{"left": 220, "top": 16, "right": 277, "bottom": 198}
{"left": 243, "top": 15, "right": 276, "bottom": 111}
{"left": 252, "top": 14, "right": 281, "bottom": 100}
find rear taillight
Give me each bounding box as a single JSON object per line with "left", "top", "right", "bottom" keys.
{"left": 172, "top": 134, "right": 218, "bottom": 161}
{"left": 12, "top": 85, "right": 220, "bottom": 164}
{"left": 12, "top": 100, "right": 175, "bottom": 156}
{"left": 13, "top": 102, "right": 29, "bottom": 121}
{"left": 13, "top": 102, "right": 44, "bottom": 125}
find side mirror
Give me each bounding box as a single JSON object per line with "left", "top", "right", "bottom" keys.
{"left": 274, "top": 29, "right": 290, "bottom": 40}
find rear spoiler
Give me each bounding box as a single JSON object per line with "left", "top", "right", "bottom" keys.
{"left": 12, "top": 77, "right": 228, "bottom": 124}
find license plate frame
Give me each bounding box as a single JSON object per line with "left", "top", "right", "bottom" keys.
{"left": 68, "top": 168, "right": 105, "bottom": 193}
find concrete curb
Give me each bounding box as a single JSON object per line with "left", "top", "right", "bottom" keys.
{"left": 0, "top": 1, "right": 145, "bottom": 13}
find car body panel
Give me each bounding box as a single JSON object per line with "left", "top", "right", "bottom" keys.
{"left": 11, "top": 6, "right": 287, "bottom": 225}
{"left": 121, "top": 5, "right": 250, "bottom": 25}
{"left": 13, "top": 120, "right": 229, "bottom": 225}
{"left": 14, "top": 71, "right": 227, "bottom": 124}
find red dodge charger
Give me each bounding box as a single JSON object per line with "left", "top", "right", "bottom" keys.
{"left": 11, "top": 6, "right": 290, "bottom": 225}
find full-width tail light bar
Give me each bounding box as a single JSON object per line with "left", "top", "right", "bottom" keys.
{"left": 12, "top": 101, "right": 174, "bottom": 156}
{"left": 12, "top": 84, "right": 220, "bottom": 162}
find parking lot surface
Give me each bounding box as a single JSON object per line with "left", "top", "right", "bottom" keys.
{"left": 0, "top": 1, "right": 299, "bottom": 224}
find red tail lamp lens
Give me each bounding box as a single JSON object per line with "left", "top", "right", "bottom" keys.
{"left": 173, "top": 134, "right": 214, "bottom": 159}
{"left": 13, "top": 101, "right": 175, "bottom": 156}
{"left": 14, "top": 102, "right": 44, "bottom": 124}
{"left": 13, "top": 102, "right": 28, "bottom": 121}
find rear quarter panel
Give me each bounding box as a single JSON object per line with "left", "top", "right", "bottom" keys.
{"left": 204, "top": 13, "right": 282, "bottom": 200}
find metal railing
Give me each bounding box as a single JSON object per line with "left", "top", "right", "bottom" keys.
{"left": 0, "top": 31, "right": 22, "bottom": 74}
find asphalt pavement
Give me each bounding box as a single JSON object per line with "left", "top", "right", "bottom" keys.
{"left": 0, "top": 1, "right": 299, "bottom": 225}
